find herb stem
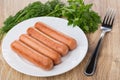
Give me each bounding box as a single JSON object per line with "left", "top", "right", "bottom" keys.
{"left": 47, "top": 8, "right": 63, "bottom": 16}
{"left": 14, "top": 11, "right": 26, "bottom": 22}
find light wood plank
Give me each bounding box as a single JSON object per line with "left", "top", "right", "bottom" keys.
{"left": 0, "top": 0, "right": 120, "bottom": 80}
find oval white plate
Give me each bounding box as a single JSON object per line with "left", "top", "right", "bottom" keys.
{"left": 2, "top": 17, "right": 88, "bottom": 77}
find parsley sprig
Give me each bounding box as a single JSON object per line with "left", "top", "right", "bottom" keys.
{"left": 62, "top": 0, "right": 101, "bottom": 32}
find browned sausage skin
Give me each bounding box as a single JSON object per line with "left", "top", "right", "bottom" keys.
{"left": 11, "top": 40, "right": 53, "bottom": 70}
{"left": 19, "top": 34, "right": 61, "bottom": 64}
{"left": 35, "top": 22, "right": 77, "bottom": 50}
{"left": 27, "top": 27, "right": 69, "bottom": 56}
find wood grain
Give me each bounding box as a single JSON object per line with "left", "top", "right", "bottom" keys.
{"left": 0, "top": 0, "right": 120, "bottom": 80}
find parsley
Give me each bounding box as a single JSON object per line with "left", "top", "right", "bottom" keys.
{"left": 0, "top": 0, "right": 101, "bottom": 41}
{"left": 62, "top": 0, "right": 101, "bottom": 32}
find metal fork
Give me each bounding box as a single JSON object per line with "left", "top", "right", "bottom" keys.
{"left": 84, "top": 9, "right": 116, "bottom": 76}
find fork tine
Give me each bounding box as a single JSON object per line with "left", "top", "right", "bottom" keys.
{"left": 107, "top": 9, "right": 114, "bottom": 25}
{"left": 105, "top": 9, "right": 112, "bottom": 25}
{"left": 102, "top": 9, "right": 116, "bottom": 27}
{"left": 102, "top": 9, "right": 111, "bottom": 26}
{"left": 102, "top": 10, "right": 108, "bottom": 25}
{"left": 110, "top": 10, "right": 116, "bottom": 27}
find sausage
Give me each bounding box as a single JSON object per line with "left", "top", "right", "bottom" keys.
{"left": 27, "top": 27, "right": 68, "bottom": 56}
{"left": 11, "top": 40, "right": 53, "bottom": 70}
{"left": 34, "top": 22, "right": 77, "bottom": 50}
{"left": 19, "top": 34, "right": 61, "bottom": 64}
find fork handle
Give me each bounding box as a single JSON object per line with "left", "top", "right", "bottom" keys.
{"left": 84, "top": 31, "right": 106, "bottom": 76}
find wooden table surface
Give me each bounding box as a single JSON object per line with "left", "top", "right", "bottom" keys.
{"left": 0, "top": 0, "right": 120, "bottom": 80}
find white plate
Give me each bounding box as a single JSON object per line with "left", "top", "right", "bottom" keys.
{"left": 2, "top": 17, "right": 88, "bottom": 77}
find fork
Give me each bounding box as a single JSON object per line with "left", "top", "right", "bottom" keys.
{"left": 84, "top": 9, "right": 116, "bottom": 76}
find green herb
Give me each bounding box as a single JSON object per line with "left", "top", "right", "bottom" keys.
{"left": 0, "top": 0, "right": 64, "bottom": 40}
{"left": 0, "top": 0, "right": 101, "bottom": 41}
{"left": 62, "top": 0, "right": 101, "bottom": 32}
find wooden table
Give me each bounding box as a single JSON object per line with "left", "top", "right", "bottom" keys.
{"left": 0, "top": 0, "right": 120, "bottom": 80}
